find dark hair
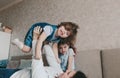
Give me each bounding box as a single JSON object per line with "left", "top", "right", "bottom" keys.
{"left": 73, "top": 71, "right": 87, "bottom": 78}
{"left": 58, "top": 38, "right": 77, "bottom": 54}
{"left": 58, "top": 22, "right": 79, "bottom": 46}
{"left": 58, "top": 38, "right": 70, "bottom": 46}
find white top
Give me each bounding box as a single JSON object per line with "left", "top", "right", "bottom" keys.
{"left": 10, "top": 59, "right": 62, "bottom": 78}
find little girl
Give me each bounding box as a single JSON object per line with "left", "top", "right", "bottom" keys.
{"left": 58, "top": 38, "right": 77, "bottom": 73}
{"left": 12, "top": 22, "right": 79, "bottom": 63}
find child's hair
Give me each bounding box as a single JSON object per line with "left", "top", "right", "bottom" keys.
{"left": 58, "top": 38, "right": 70, "bottom": 47}
{"left": 73, "top": 71, "right": 87, "bottom": 78}
{"left": 58, "top": 38, "right": 77, "bottom": 54}
{"left": 58, "top": 22, "right": 79, "bottom": 46}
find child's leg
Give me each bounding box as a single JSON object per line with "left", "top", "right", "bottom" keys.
{"left": 12, "top": 24, "right": 35, "bottom": 52}
{"left": 12, "top": 38, "right": 31, "bottom": 52}
{"left": 12, "top": 26, "right": 42, "bottom": 52}
{"left": 12, "top": 38, "right": 24, "bottom": 50}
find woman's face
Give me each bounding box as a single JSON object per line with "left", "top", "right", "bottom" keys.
{"left": 59, "top": 44, "right": 69, "bottom": 54}
{"left": 57, "top": 26, "right": 71, "bottom": 38}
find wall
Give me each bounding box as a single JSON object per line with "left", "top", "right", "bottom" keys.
{"left": 0, "top": 0, "right": 120, "bottom": 57}
{"left": 0, "top": 0, "right": 119, "bottom": 78}
{"left": 0, "top": 0, "right": 119, "bottom": 56}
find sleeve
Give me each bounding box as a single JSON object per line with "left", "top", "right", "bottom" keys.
{"left": 32, "top": 40, "right": 37, "bottom": 59}
{"left": 43, "top": 25, "right": 53, "bottom": 37}
{"left": 10, "top": 69, "right": 30, "bottom": 78}
{"left": 68, "top": 48, "right": 75, "bottom": 56}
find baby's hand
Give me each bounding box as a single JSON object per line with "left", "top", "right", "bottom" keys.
{"left": 33, "top": 26, "right": 42, "bottom": 40}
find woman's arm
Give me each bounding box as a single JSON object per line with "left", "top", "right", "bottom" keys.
{"left": 35, "top": 31, "right": 47, "bottom": 59}
{"left": 52, "top": 43, "right": 61, "bottom": 63}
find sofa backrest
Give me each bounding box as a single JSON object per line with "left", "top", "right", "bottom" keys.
{"left": 75, "top": 49, "right": 102, "bottom": 78}
{"left": 102, "top": 48, "right": 120, "bottom": 78}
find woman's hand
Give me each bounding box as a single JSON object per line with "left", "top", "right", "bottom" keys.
{"left": 33, "top": 26, "right": 42, "bottom": 40}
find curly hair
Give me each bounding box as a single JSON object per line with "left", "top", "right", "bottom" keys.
{"left": 58, "top": 22, "right": 79, "bottom": 46}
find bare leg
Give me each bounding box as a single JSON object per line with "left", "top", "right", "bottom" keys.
{"left": 22, "top": 46, "right": 31, "bottom": 52}
{"left": 12, "top": 26, "right": 42, "bottom": 53}
{"left": 12, "top": 38, "right": 31, "bottom": 53}
{"left": 12, "top": 38, "right": 24, "bottom": 49}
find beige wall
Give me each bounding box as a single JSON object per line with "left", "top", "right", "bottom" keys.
{"left": 0, "top": 0, "right": 120, "bottom": 56}
{"left": 0, "top": 0, "right": 120, "bottom": 57}
{"left": 0, "top": 0, "right": 120, "bottom": 78}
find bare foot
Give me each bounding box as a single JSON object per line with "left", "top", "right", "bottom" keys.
{"left": 33, "top": 26, "right": 42, "bottom": 40}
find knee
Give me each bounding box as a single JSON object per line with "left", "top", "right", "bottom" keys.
{"left": 22, "top": 47, "right": 31, "bottom": 53}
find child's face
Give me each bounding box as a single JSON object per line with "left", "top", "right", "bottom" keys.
{"left": 59, "top": 44, "right": 69, "bottom": 54}
{"left": 57, "top": 26, "right": 71, "bottom": 38}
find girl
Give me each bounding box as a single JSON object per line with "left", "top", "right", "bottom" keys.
{"left": 12, "top": 22, "right": 79, "bottom": 63}
{"left": 58, "top": 38, "right": 77, "bottom": 73}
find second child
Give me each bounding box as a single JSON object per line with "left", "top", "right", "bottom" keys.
{"left": 58, "top": 38, "right": 76, "bottom": 73}
{"left": 12, "top": 22, "right": 79, "bottom": 63}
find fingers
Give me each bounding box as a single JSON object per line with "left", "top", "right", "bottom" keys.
{"left": 33, "top": 26, "right": 42, "bottom": 40}
{"left": 34, "top": 26, "right": 39, "bottom": 34}
{"left": 34, "top": 26, "right": 42, "bottom": 34}
{"left": 39, "top": 27, "right": 42, "bottom": 33}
